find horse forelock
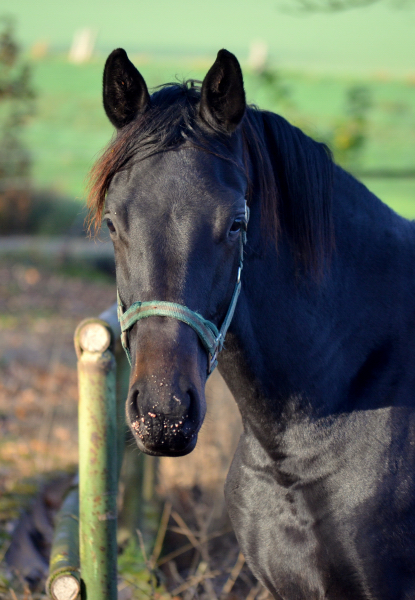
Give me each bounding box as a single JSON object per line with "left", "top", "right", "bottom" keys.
{"left": 86, "top": 82, "right": 236, "bottom": 234}
{"left": 87, "top": 83, "right": 334, "bottom": 274}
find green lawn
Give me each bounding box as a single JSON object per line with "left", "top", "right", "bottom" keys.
{"left": 23, "top": 56, "right": 415, "bottom": 220}
{"left": 359, "top": 177, "right": 415, "bottom": 221}
{"left": 8, "top": 0, "right": 415, "bottom": 75}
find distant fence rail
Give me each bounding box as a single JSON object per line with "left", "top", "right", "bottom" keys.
{"left": 354, "top": 169, "right": 415, "bottom": 179}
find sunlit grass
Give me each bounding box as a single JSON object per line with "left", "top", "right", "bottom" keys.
{"left": 360, "top": 177, "right": 415, "bottom": 220}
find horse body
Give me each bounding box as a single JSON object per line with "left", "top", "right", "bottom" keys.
{"left": 89, "top": 48, "right": 415, "bottom": 599}
{"left": 222, "top": 167, "right": 415, "bottom": 599}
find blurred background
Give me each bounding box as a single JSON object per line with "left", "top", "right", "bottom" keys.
{"left": 0, "top": 0, "right": 414, "bottom": 598}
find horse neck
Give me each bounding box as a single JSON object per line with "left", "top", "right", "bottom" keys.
{"left": 219, "top": 166, "right": 415, "bottom": 432}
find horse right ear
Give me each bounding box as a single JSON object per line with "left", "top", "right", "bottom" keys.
{"left": 103, "top": 48, "right": 150, "bottom": 129}
{"left": 199, "top": 49, "right": 246, "bottom": 134}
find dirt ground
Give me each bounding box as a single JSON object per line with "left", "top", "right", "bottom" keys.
{"left": 0, "top": 255, "right": 116, "bottom": 597}
{"left": 0, "top": 252, "right": 271, "bottom": 600}
{"left": 0, "top": 258, "right": 115, "bottom": 481}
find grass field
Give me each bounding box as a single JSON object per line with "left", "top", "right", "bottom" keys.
{"left": 22, "top": 55, "right": 415, "bottom": 220}
{"left": 8, "top": 0, "right": 415, "bottom": 74}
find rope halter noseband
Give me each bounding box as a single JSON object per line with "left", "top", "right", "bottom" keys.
{"left": 117, "top": 204, "right": 249, "bottom": 374}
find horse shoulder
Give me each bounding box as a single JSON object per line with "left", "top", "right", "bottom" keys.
{"left": 226, "top": 410, "right": 415, "bottom": 599}
{"left": 225, "top": 432, "right": 333, "bottom": 599}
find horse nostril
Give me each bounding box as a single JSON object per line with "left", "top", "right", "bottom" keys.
{"left": 128, "top": 384, "right": 142, "bottom": 421}
{"left": 185, "top": 388, "right": 199, "bottom": 421}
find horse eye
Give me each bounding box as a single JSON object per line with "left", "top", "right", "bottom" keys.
{"left": 106, "top": 219, "right": 116, "bottom": 234}
{"left": 229, "top": 219, "right": 242, "bottom": 234}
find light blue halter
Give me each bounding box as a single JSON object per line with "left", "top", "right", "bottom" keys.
{"left": 117, "top": 205, "right": 249, "bottom": 374}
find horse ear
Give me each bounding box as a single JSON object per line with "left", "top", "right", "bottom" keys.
{"left": 103, "top": 48, "right": 150, "bottom": 129}
{"left": 199, "top": 49, "right": 246, "bottom": 133}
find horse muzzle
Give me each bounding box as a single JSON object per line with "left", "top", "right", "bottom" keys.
{"left": 126, "top": 366, "right": 205, "bottom": 456}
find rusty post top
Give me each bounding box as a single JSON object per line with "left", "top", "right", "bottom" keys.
{"left": 74, "top": 318, "right": 114, "bottom": 357}
{"left": 79, "top": 322, "right": 111, "bottom": 352}
{"left": 49, "top": 574, "right": 80, "bottom": 600}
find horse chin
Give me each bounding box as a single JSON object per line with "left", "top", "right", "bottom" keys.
{"left": 132, "top": 433, "right": 198, "bottom": 457}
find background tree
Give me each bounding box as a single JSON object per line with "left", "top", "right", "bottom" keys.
{"left": 0, "top": 16, "right": 36, "bottom": 234}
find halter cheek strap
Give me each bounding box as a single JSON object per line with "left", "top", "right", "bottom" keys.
{"left": 117, "top": 205, "right": 249, "bottom": 374}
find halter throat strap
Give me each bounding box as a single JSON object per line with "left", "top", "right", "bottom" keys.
{"left": 117, "top": 205, "right": 249, "bottom": 374}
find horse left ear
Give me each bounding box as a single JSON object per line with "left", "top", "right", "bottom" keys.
{"left": 103, "top": 48, "right": 150, "bottom": 129}
{"left": 199, "top": 49, "right": 246, "bottom": 133}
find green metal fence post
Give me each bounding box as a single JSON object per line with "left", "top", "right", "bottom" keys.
{"left": 46, "top": 484, "right": 80, "bottom": 600}
{"left": 74, "top": 318, "right": 118, "bottom": 600}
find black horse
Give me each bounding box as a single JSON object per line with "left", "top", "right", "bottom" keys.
{"left": 88, "top": 48, "right": 415, "bottom": 599}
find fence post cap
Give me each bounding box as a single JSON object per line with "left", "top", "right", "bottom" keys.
{"left": 49, "top": 574, "right": 80, "bottom": 600}
{"left": 74, "top": 319, "right": 113, "bottom": 356}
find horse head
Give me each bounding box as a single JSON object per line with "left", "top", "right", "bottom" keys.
{"left": 94, "top": 49, "right": 249, "bottom": 456}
